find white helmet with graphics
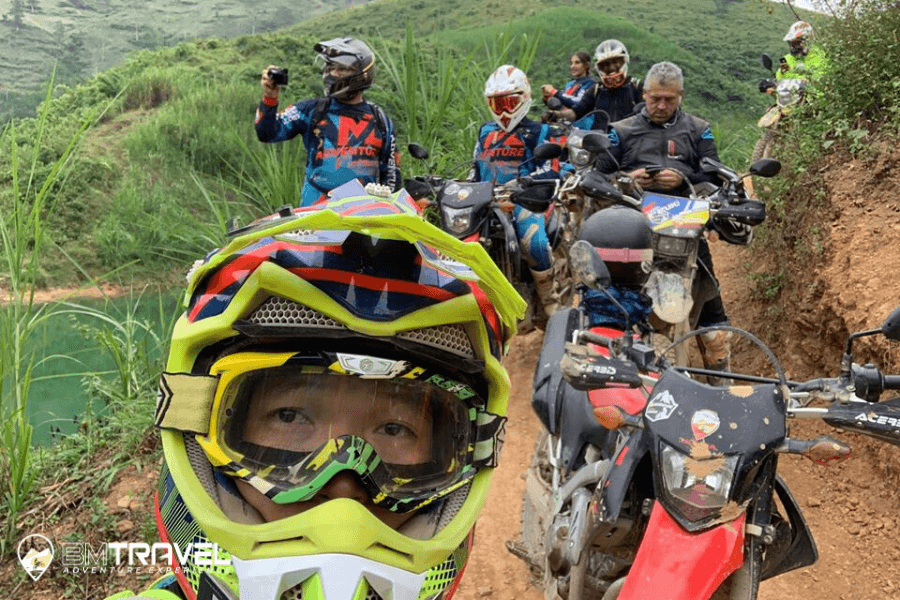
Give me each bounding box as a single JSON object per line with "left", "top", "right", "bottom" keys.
{"left": 784, "top": 21, "right": 814, "bottom": 56}
{"left": 594, "top": 39, "right": 630, "bottom": 89}
{"left": 484, "top": 65, "right": 532, "bottom": 132}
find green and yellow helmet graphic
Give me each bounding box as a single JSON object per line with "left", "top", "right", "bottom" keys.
{"left": 153, "top": 183, "right": 524, "bottom": 599}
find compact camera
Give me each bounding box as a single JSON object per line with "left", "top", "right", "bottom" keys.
{"left": 268, "top": 68, "right": 289, "bottom": 86}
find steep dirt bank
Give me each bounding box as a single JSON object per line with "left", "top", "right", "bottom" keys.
{"left": 457, "top": 146, "right": 900, "bottom": 600}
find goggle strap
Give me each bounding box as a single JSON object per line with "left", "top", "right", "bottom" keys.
{"left": 472, "top": 411, "right": 506, "bottom": 469}
{"left": 156, "top": 372, "right": 218, "bottom": 434}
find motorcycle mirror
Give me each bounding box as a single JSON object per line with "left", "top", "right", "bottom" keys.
{"left": 882, "top": 306, "right": 900, "bottom": 341}
{"left": 582, "top": 132, "right": 610, "bottom": 153}
{"left": 569, "top": 240, "right": 612, "bottom": 289}
{"left": 546, "top": 96, "right": 563, "bottom": 110}
{"left": 532, "top": 142, "right": 564, "bottom": 161}
{"left": 749, "top": 158, "right": 782, "bottom": 178}
{"left": 761, "top": 53, "right": 774, "bottom": 72}
{"left": 407, "top": 143, "right": 430, "bottom": 161}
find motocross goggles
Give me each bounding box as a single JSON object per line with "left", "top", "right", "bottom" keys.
{"left": 175, "top": 351, "right": 505, "bottom": 513}
{"left": 487, "top": 93, "right": 524, "bottom": 117}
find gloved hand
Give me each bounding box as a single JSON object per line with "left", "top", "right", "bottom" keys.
{"left": 541, "top": 84, "right": 557, "bottom": 102}
{"left": 758, "top": 78, "right": 776, "bottom": 94}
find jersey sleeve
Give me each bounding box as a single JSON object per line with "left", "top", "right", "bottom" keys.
{"left": 254, "top": 97, "right": 314, "bottom": 143}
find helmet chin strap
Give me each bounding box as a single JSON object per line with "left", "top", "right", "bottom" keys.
{"left": 231, "top": 554, "right": 428, "bottom": 600}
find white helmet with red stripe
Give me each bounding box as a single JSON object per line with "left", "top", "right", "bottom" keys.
{"left": 484, "top": 65, "right": 532, "bottom": 132}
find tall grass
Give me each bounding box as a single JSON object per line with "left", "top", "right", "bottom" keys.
{"left": 0, "top": 78, "right": 94, "bottom": 554}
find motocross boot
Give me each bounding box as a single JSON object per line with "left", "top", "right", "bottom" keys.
{"left": 530, "top": 267, "right": 560, "bottom": 319}
{"left": 697, "top": 329, "right": 733, "bottom": 386}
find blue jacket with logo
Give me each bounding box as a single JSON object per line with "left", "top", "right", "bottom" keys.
{"left": 255, "top": 96, "right": 401, "bottom": 207}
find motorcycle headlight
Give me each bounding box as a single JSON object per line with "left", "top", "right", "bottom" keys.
{"left": 570, "top": 148, "right": 591, "bottom": 168}
{"left": 442, "top": 206, "right": 474, "bottom": 235}
{"left": 660, "top": 442, "right": 738, "bottom": 522}
{"left": 655, "top": 236, "right": 689, "bottom": 256}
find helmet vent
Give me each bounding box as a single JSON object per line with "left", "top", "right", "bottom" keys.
{"left": 278, "top": 582, "right": 385, "bottom": 600}
{"left": 247, "top": 297, "right": 476, "bottom": 358}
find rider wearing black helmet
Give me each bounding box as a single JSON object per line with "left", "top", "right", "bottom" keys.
{"left": 256, "top": 37, "right": 401, "bottom": 207}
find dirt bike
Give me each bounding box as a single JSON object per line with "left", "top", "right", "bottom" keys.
{"left": 597, "top": 158, "right": 777, "bottom": 367}
{"left": 541, "top": 99, "right": 624, "bottom": 244}
{"left": 404, "top": 143, "right": 569, "bottom": 331}
{"left": 509, "top": 239, "right": 900, "bottom": 600}
{"left": 752, "top": 53, "right": 805, "bottom": 162}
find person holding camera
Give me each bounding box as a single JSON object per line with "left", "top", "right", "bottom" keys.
{"left": 255, "top": 37, "right": 401, "bottom": 207}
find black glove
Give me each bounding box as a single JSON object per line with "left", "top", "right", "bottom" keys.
{"left": 758, "top": 78, "right": 776, "bottom": 94}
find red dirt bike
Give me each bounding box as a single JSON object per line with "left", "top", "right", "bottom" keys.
{"left": 510, "top": 239, "right": 900, "bottom": 600}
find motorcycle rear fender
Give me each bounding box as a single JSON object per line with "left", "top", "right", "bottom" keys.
{"left": 757, "top": 108, "right": 781, "bottom": 129}
{"left": 617, "top": 501, "right": 745, "bottom": 600}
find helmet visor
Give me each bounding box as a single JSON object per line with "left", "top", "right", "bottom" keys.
{"left": 207, "top": 352, "right": 483, "bottom": 511}
{"left": 487, "top": 93, "right": 523, "bottom": 117}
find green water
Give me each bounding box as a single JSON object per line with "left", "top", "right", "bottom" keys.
{"left": 19, "top": 291, "right": 182, "bottom": 445}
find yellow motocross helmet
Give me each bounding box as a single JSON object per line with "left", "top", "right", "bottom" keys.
{"left": 152, "top": 181, "right": 525, "bottom": 600}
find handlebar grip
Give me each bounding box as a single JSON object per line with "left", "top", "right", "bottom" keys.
{"left": 580, "top": 330, "right": 613, "bottom": 347}
{"left": 884, "top": 376, "right": 900, "bottom": 390}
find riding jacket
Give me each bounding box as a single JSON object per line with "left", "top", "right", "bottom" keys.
{"left": 595, "top": 107, "right": 720, "bottom": 194}
{"left": 255, "top": 96, "right": 401, "bottom": 207}
{"left": 551, "top": 76, "right": 597, "bottom": 119}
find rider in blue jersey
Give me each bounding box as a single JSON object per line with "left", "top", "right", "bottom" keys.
{"left": 541, "top": 51, "right": 596, "bottom": 121}
{"left": 256, "top": 37, "right": 401, "bottom": 207}
{"left": 472, "top": 65, "right": 567, "bottom": 319}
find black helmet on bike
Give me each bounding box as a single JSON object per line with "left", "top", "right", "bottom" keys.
{"left": 578, "top": 205, "right": 652, "bottom": 288}
{"left": 314, "top": 37, "right": 375, "bottom": 102}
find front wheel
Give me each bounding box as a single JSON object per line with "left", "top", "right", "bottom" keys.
{"left": 751, "top": 131, "right": 775, "bottom": 162}
{"left": 709, "top": 535, "right": 762, "bottom": 600}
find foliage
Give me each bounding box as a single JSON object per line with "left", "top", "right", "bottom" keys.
{"left": 0, "top": 75, "right": 94, "bottom": 554}
{"left": 813, "top": 0, "right": 900, "bottom": 129}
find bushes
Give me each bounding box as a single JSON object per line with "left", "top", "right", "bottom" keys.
{"left": 815, "top": 0, "right": 900, "bottom": 129}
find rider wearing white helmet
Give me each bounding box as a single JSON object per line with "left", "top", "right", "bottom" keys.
{"left": 777, "top": 21, "right": 825, "bottom": 82}
{"left": 474, "top": 65, "right": 568, "bottom": 321}
{"left": 566, "top": 39, "right": 643, "bottom": 129}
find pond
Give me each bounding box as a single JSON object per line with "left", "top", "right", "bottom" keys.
{"left": 20, "top": 290, "right": 183, "bottom": 445}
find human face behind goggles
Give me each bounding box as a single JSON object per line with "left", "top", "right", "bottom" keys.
{"left": 205, "top": 352, "right": 482, "bottom": 524}
{"left": 242, "top": 370, "right": 435, "bottom": 465}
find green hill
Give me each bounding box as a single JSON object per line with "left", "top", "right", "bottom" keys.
{"left": 0, "top": 0, "right": 374, "bottom": 120}
{"left": 0, "top": 0, "right": 815, "bottom": 287}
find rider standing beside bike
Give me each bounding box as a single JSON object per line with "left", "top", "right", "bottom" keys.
{"left": 472, "top": 65, "right": 568, "bottom": 319}
{"left": 595, "top": 61, "right": 742, "bottom": 382}
{"left": 540, "top": 51, "right": 596, "bottom": 121}
{"left": 255, "top": 37, "right": 402, "bottom": 207}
